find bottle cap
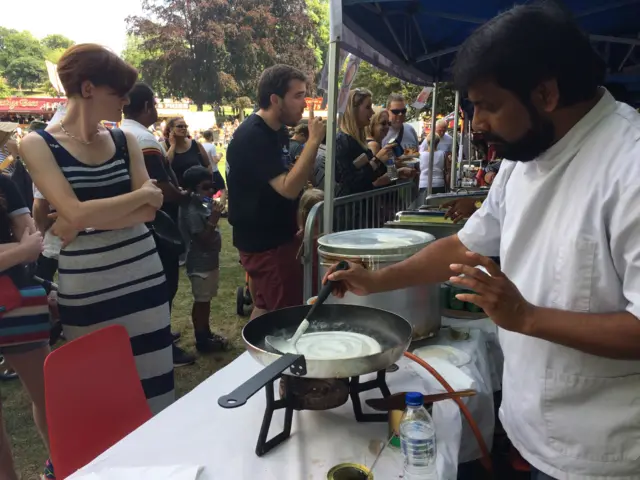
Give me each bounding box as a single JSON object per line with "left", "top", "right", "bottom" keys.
{"left": 405, "top": 392, "right": 424, "bottom": 407}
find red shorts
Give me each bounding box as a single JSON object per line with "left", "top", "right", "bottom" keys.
{"left": 240, "top": 239, "right": 303, "bottom": 311}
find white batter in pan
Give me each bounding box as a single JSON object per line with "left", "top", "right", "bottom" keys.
{"left": 294, "top": 331, "right": 382, "bottom": 360}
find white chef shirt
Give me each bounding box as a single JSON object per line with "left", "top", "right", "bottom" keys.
{"left": 458, "top": 90, "right": 640, "bottom": 480}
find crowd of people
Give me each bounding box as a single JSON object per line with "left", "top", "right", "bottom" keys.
{"left": 1, "top": 3, "right": 639, "bottom": 480}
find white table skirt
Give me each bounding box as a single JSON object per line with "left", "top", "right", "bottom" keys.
{"left": 70, "top": 322, "right": 502, "bottom": 480}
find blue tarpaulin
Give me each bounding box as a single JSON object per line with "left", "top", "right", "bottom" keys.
{"left": 331, "top": 0, "right": 640, "bottom": 92}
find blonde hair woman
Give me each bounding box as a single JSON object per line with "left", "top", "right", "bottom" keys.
{"left": 366, "top": 110, "right": 391, "bottom": 156}
{"left": 334, "top": 89, "right": 396, "bottom": 196}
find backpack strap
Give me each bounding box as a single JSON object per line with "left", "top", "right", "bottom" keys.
{"left": 108, "top": 128, "right": 130, "bottom": 169}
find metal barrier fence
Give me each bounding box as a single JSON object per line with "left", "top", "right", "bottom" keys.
{"left": 301, "top": 182, "right": 415, "bottom": 301}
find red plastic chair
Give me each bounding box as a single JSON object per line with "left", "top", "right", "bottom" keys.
{"left": 44, "top": 325, "right": 152, "bottom": 479}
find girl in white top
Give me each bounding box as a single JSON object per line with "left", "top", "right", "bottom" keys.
{"left": 419, "top": 133, "right": 446, "bottom": 193}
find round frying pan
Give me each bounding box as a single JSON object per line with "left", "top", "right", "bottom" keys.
{"left": 218, "top": 304, "right": 412, "bottom": 408}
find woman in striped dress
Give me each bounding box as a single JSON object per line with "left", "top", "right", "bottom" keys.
{"left": 20, "top": 44, "right": 174, "bottom": 415}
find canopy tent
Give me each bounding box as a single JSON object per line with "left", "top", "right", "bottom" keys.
{"left": 322, "top": 0, "right": 640, "bottom": 230}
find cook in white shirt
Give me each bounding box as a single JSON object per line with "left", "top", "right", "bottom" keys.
{"left": 324, "top": 5, "right": 640, "bottom": 480}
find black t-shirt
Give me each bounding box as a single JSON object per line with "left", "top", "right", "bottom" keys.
{"left": 0, "top": 174, "right": 30, "bottom": 282}
{"left": 227, "top": 114, "right": 298, "bottom": 253}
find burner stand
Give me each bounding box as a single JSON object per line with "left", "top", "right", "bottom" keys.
{"left": 255, "top": 370, "right": 391, "bottom": 457}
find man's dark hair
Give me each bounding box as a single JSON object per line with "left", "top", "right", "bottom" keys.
{"left": 387, "top": 93, "right": 406, "bottom": 107}
{"left": 123, "top": 82, "right": 154, "bottom": 117}
{"left": 453, "top": 4, "right": 606, "bottom": 107}
{"left": 202, "top": 129, "right": 214, "bottom": 141}
{"left": 257, "top": 64, "right": 307, "bottom": 110}
{"left": 183, "top": 165, "right": 211, "bottom": 191}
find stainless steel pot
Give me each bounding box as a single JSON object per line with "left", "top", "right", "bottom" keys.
{"left": 317, "top": 228, "right": 441, "bottom": 340}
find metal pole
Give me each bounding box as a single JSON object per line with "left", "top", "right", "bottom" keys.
{"left": 450, "top": 90, "right": 460, "bottom": 190}
{"left": 323, "top": 41, "right": 341, "bottom": 233}
{"left": 467, "top": 118, "right": 472, "bottom": 169}
{"left": 427, "top": 82, "right": 438, "bottom": 196}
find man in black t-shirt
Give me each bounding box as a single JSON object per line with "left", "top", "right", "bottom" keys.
{"left": 227, "top": 64, "right": 325, "bottom": 318}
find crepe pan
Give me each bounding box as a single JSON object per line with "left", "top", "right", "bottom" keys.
{"left": 218, "top": 304, "right": 412, "bottom": 408}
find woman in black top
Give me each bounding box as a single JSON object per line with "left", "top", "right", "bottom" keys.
{"left": 335, "top": 89, "right": 391, "bottom": 197}
{"left": 164, "top": 118, "right": 211, "bottom": 187}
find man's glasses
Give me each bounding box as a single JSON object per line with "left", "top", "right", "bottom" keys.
{"left": 390, "top": 108, "right": 407, "bottom": 115}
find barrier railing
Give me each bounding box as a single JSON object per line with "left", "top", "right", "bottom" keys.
{"left": 301, "top": 182, "right": 415, "bottom": 301}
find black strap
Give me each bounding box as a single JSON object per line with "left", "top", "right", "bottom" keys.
{"left": 109, "top": 128, "right": 130, "bottom": 168}
{"left": 396, "top": 125, "right": 405, "bottom": 146}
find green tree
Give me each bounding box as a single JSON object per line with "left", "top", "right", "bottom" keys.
{"left": 0, "top": 76, "right": 11, "bottom": 97}
{"left": 354, "top": 61, "right": 457, "bottom": 115}
{"left": 127, "top": 0, "right": 320, "bottom": 109}
{"left": 306, "top": 0, "right": 329, "bottom": 69}
{"left": 0, "top": 29, "right": 44, "bottom": 73}
{"left": 5, "top": 56, "right": 46, "bottom": 90}
{"left": 41, "top": 34, "right": 74, "bottom": 51}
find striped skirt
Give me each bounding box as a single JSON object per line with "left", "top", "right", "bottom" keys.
{"left": 57, "top": 223, "right": 174, "bottom": 415}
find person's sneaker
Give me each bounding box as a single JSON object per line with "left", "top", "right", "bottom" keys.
{"left": 42, "top": 458, "right": 55, "bottom": 479}
{"left": 171, "top": 331, "right": 181, "bottom": 343}
{"left": 172, "top": 344, "right": 196, "bottom": 367}
{"left": 196, "top": 333, "right": 229, "bottom": 353}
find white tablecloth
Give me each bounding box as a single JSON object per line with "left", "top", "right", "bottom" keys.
{"left": 69, "top": 322, "right": 502, "bottom": 480}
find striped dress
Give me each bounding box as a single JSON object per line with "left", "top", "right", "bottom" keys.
{"left": 36, "top": 130, "right": 175, "bottom": 415}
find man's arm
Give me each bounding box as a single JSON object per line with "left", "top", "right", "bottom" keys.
{"left": 269, "top": 117, "right": 326, "bottom": 200}
{"left": 525, "top": 309, "right": 640, "bottom": 359}
{"left": 370, "top": 234, "right": 471, "bottom": 293}
{"left": 142, "top": 147, "right": 184, "bottom": 202}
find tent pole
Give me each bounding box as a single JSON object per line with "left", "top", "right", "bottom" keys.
{"left": 427, "top": 82, "right": 438, "bottom": 196}
{"left": 323, "top": 41, "right": 341, "bottom": 234}
{"left": 450, "top": 90, "right": 460, "bottom": 190}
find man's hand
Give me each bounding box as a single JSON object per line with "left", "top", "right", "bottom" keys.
{"left": 19, "top": 228, "right": 44, "bottom": 262}
{"left": 323, "top": 261, "right": 377, "bottom": 297}
{"left": 443, "top": 198, "right": 478, "bottom": 224}
{"left": 373, "top": 174, "right": 392, "bottom": 187}
{"left": 448, "top": 251, "right": 536, "bottom": 334}
{"left": 49, "top": 213, "right": 79, "bottom": 248}
{"left": 376, "top": 144, "right": 395, "bottom": 162}
{"left": 397, "top": 167, "right": 417, "bottom": 179}
{"left": 307, "top": 117, "right": 326, "bottom": 146}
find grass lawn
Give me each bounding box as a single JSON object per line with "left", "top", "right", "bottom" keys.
{"left": 2, "top": 154, "right": 250, "bottom": 479}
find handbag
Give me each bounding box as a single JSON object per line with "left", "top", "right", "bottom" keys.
{"left": 0, "top": 275, "right": 50, "bottom": 347}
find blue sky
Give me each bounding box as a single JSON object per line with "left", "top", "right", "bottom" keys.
{"left": 2, "top": 0, "right": 143, "bottom": 55}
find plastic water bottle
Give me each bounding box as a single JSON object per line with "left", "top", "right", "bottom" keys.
{"left": 386, "top": 158, "right": 398, "bottom": 181}
{"left": 400, "top": 392, "right": 437, "bottom": 479}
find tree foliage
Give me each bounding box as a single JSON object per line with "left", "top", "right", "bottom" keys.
{"left": 0, "top": 28, "right": 44, "bottom": 73}
{"left": 0, "top": 77, "right": 11, "bottom": 98}
{"left": 354, "top": 61, "right": 457, "bottom": 115}
{"left": 5, "top": 56, "right": 46, "bottom": 90}
{"left": 126, "top": 0, "right": 320, "bottom": 109}
{"left": 0, "top": 29, "right": 74, "bottom": 94}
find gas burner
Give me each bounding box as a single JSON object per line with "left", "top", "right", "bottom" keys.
{"left": 256, "top": 370, "right": 392, "bottom": 456}
{"left": 279, "top": 377, "right": 350, "bottom": 411}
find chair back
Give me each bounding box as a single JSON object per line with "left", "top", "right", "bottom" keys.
{"left": 45, "top": 325, "right": 152, "bottom": 479}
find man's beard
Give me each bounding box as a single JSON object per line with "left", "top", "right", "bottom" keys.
{"left": 485, "top": 107, "right": 555, "bottom": 162}
{"left": 279, "top": 105, "right": 303, "bottom": 127}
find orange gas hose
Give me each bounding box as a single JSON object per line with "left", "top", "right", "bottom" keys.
{"left": 403, "top": 351, "right": 493, "bottom": 475}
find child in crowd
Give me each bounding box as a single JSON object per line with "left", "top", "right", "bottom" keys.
{"left": 179, "top": 166, "right": 228, "bottom": 353}
{"left": 297, "top": 189, "right": 324, "bottom": 295}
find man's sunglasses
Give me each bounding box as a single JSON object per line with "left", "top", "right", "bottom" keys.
{"left": 175, "top": 124, "right": 189, "bottom": 129}
{"left": 390, "top": 108, "right": 407, "bottom": 115}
